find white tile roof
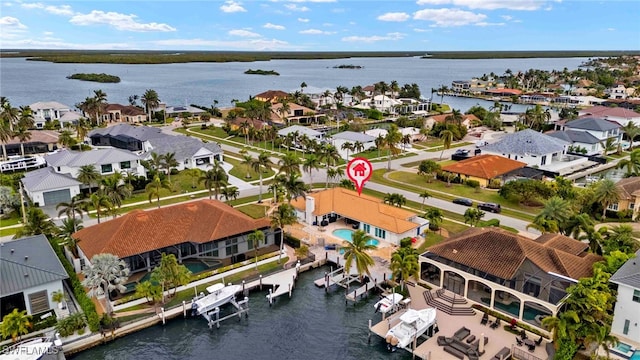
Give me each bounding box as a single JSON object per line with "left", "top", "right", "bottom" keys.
{"left": 45, "top": 148, "right": 141, "bottom": 167}
{"left": 21, "top": 167, "right": 81, "bottom": 192}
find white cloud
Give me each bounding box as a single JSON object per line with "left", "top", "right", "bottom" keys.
{"left": 416, "top": 0, "right": 546, "bottom": 10}
{"left": 299, "top": 28, "right": 334, "bottom": 35}
{"left": 153, "top": 38, "right": 292, "bottom": 51}
{"left": 0, "top": 16, "right": 27, "bottom": 29}
{"left": 21, "top": 2, "right": 75, "bottom": 16}
{"left": 285, "top": 4, "right": 309, "bottom": 11}
{"left": 377, "top": 12, "right": 410, "bottom": 22}
{"left": 0, "top": 38, "right": 133, "bottom": 49}
{"left": 501, "top": 15, "right": 512, "bottom": 20}
{"left": 264, "top": 22, "right": 285, "bottom": 30}
{"left": 228, "top": 29, "right": 261, "bottom": 37}
{"left": 298, "top": 17, "right": 310, "bottom": 22}
{"left": 43, "top": 31, "right": 54, "bottom": 36}
{"left": 413, "top": 8, "right": 486, "bottom": 27}
{"left": 2, "top": 2, "right": 13, "bottom": 6}
{"left": 70, "top": 11, "right": 176, "bottom": 32}
{"left": 342, "top": 32, "right": 405, "bottom": 43}
{"left": 285, "top": 0, "right": 335, "bottom": 2}
{"left": 607, "top": 28, "right": 616, "bottom": 31}
{"left": 413, "top": 28, "right": 431, "bottom": 32}
{"left": 475, "top": 22, "right": 505, "bottom": 26}
{"left": 220, "top": 1, "right": 247, "bottom": 13}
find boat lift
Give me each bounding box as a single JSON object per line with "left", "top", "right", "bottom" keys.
{"left": 201, "top": 296, "right": 249, "bottom": 329}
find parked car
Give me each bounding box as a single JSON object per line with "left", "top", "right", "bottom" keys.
{"left": 454, "top": 149, "right": 470, "bottom": 156}
{"left": 476, "top": 140, "right": 488, "bottom": 147}
{"left": 477, "top": 203, "right": 501, "bottom": 213}
{"left": 452, "top": 198, "right": 473, "bottom": 206}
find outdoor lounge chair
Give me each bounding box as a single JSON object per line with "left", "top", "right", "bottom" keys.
{"left": 492, "top": 347, "right": 511, "bottom": 360}
{"left": 535, "top": 336, "right": 543, "bottom": 346}
{"left": 481, "top": 313, "right": 489, "bottom": 325}
{"left": 520, "top": 329, "right": 527, "bottom": 340}
{"left": 490, "top": 318, "right": 501, "bottom": 329}
{"left": 516, "top": 337, "right": 524, "bottom": 346}
{"left": 453, "top": 326, "right": 471, "bottom": 341}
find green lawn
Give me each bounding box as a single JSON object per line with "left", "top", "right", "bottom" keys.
{"left": 416, "top": 139, "right": 444, "bottom": 148}
{"left": 0, "top": 213, "right": 22, "bottom": 227}
{"left": 236, "top": 204, "right": 268, "bottom": 219}
{"left": 225, "top": 156, "right": 275, "bottom": 182}
{"left": 0, "top": 227, "right": 18, "bottom": 237}
{"left": 425, "top": 142, "right": 474, "bottom": 152}
{"left": 441, "top": 219, "right": 470, "bottom": 234}
{"left": 416, "top": 232, "right": 445, "bottom": 253}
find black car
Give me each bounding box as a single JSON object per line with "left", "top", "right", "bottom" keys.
{"left": 477, "top": 203, "right": 501, "bottom": 213}
{"left": 452, "top": 198, "right": 473, "bottom": 206}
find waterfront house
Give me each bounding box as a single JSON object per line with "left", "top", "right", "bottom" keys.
{"left": 610, "top": 249, "right": 640, "bottom": 346}
{"left": 425, "top": 113, "right": 479, "bottom": 130}
{"left": 291, "top": 187, "right": 429, "bottom": 246}
{"left": 552, "top": 95, "right": 606, "bottom": 107}
{"left": 548, "top": 117, "right": 622, "bottom": 155}
{"left": 29, "top": 101, "right": 72, "bottom": 128}
{"left": 89, "top": 123, "right": 166, "bottom": 152}
{"left": 45, "top": 148, "right": 145, "bottom": 179}
{"left": 254, "top": 90, "right": 289, "bottom": 103}
{"left": 420, "top": 227, "right": 602, "bottom": 329}
{"left": 102, "top": 104, "right": 147, "bottom": 123}
{"left": 165, "top": 105, "right": 207, "bottom": 120}
{"left": 602, "top": 99, "right": 640, "bottom": 110}
{"left": 270, "top": 103, "right": 320, "bottom": 124}
{"left": 0, "top": 234, "right": 69, "bottom": 319}
{"left": 606, "top": 84, "right": 629, "bottom": 100}
{"left": 610, "top": 177, "right": 640, "bottom": 216}
{"left": 440, "top": 154, "right": 527, "bottom": 187}
{"left": 451, "top": 80, "right": 471, "bottom": 93}
{"left": 277, "top": 125, "right": 323, "bottom": 140}
{"left": 330, "top": 131, "right": 376, "bottom": 159}
{"left": 4, "top": 130, "right": 59, "bottom": 157}
{"left": 21, "top": 167, "right": 81, "bottom": 206}
{"left": 578, "top": 106, "right": 640, "bottom": 127}
{"left": 356, "top": 95, "right": 402, "bottom": 113}
{"left": 482, "top": 129, "right": 569, "bottom": 169}
{"left": 72, "top": 200, "right": 274, "bottom": 275}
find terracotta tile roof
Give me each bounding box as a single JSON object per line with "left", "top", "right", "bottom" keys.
{"left": 290, "top": 187, "right": 419, "bottom": 234}
{"left": 229, "top": 117, "right": 269, "bottom": 130}
{"left": 254, "top": 90, "right": 289, "bottom": 102}
{"left": 428, "top": 113, "right": 479, "bottom": 124}
{"left": 426, "top": 228, "right": 601, "bottom": 280}
{"left": 616, "top": 177, "right": 640, "bottom": 200}
{"left": 105, "top": 104, "right": 146, "bottom": 116}
{"left": 580, "top": 105, "right": 640, "bottom": 119}
{"left": 74, "top": 200, "right": 270, "bottom": 260}
{"left": 441, "top": 154, "right": 526, "bottom": 180}
{"left": 7, "top": 130, "right": 59, "bottom": 145}
{"left": 532, "top": 233, "right": 589, "bottom": 255}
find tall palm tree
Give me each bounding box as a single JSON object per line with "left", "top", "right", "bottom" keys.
{"left": 58, "top": 129, "right": 76, "bottom": 148}
{"left": 464, "top": 208, "right": 485, "bottom": 227}
{"left": 248, "top": 229, "right": 265, "bottom": 270}
{"left": 75, "top": 118, "right": 91, "bottom": 141}
{"left": 424, "top": 208, "right": 444, "bottom": 231}
{"left": 275, "top": 173, "right": 308, "bottom": 204}
{"left": 221, "top": 185, "right": 240, "bottom": 204}
{"left": 146, "top": 175, "right": 171, "bottom": 208}
{"left": 14, "top": 125, "right": 31, "bottom": 157}
{"left": 278, "top": 153, "right": 301, "bottom": 176}
{"left": 302, "top": 154, "right": 321, "bottom": 186}
{"left": 622, "top": 122, "right": 640, "bottom": 149}
{"left": 353, "top": 140, "right": 364, "bottom": 155}
{"left": 327, "top": 167, "right": 344, "bottom": 187}
{"left": 341, "top": 141, "right": 354, "bottom": 161}
{"left": 340, "top": 229, "right": 375, "bottom": 280}
{"left": 445, "top": 109, "right": 463, "bottom": 127}
{"left": 600, "top": 137, "right": 618, "bottom": 156}
{"left": 617, "top": 149, "right": 640, "bottom": 176}
{"left": 82, "top": 253, "right": 130, "bottom": 314}
{"left": 141, "top": 89, "right": 160, "bottom": 122}
{"left": 0, "top": 118, "right": 12, "bottom": 160}
{"left": 419, "top": 191, "right": 431, "bottom": 210}
{"left": 384, "top": 124, "right": 402, "bottom": 171}
{"left": 439, "top": 129, "right": 453, "bottom": 160}
{"left": 101, "top": 173, "right": 132, "bottom": 212}
{"left": 15, "top": 207, "right": 56, "bottom": 238}
{"left": 92, "top": 90, "right": 107, "bottom": 125}
{"left": 374, "top": 134, "right": 385, "bottom": 158}
{"left": 251, "top": 152, "right": 274, "bottom": 203}
{"left": 56, "top": 196, "right": 88, "bottom": 232}
{"left": 90, "top": 191, "right": 112, "bottom": 224}
{"left": 319, "top": 144, "right": 341, "bottom": 188}
{"left": 186, "top": 168, "right": 202, "bottom": 189}
{"left": 270, "top": 203, "right": 297, "bottom": 263}
{"left": 58, "top": 217, "right": 83, "bottom": 257}
{"left": 278, "top": 99, "right": 291, "bottom": 125}
{"left": 241, "top": 153, "right": 254, "bottom": 179}
{"left": 147, "top": 152, "right": 165, "bottom": 175}
{"left": 390, "top": 247, "right": 419, "bottom": 291}
{"left": 0, "top": 309, "right": 32, "bottom": 343}
{"left": 530, "top": 196, "right": 573, "bottom": 233}
{"left": 161, "top": 152, "right": 179, "bottom": 182}
{"left": 199, "top": 161, "right": 228, "bottom": 200}
{"left": 542, "top": 310, "right": 581, "bottom": 350}
{"left": 593, "top": 179, "right": 620, "bottom": 219}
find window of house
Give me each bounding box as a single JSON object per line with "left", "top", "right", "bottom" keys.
{"left": 363, "top": 224, "right": 371, "bottom": 233}
{"left": 101, "top": 164, "right": 113, "bottom": 174}
{"left": 630, "top": 203, "right": 635, "bottom": 210}
{"left": 28, "top": 290, "right": 49, "bottom": 314}
{"left": 633, "top": 290, "right": 640, "bottom": 303}
{"left": 225, "top": 238, "right": 238, "bottom": 256}
{"left": 120, "top": 161, "right": 131, "bottom": 169}
{"left": 624, "top": 319, "right": 630, "bottom": 335}
{"left": 608, "top": 203, "right": 619, "bottom": 211}
{"left": 374, "top": 228, "right": 386, "bottom": 239}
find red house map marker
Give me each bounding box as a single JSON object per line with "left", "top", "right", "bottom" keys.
{"left": 346, "top": 157, "right": 373, "bottom": 196}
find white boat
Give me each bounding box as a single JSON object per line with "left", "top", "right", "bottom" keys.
{"left": 374, "top": 293, "right": 404, "bottom": 314}
{"left": 191, "top": 283, "right": 242, "bottom": 316}
{"left": 1, "top": 155, "right": 47, "bottom": 173}
{"left": 385, "top": 308, "right": 437, "bottom": 351}
{"left": 0, "top": 334, "right": 62, "bottom": 360}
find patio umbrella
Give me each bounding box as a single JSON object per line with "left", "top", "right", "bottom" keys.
{"left": 479, "top": 333, "right": 485, "bottom": 354}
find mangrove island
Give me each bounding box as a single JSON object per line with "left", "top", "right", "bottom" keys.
{"left": 244, "top": 69, "right": 280, "bottom": 76}
{"left": 66, "top": 73, "right": 121, "bottom": 83}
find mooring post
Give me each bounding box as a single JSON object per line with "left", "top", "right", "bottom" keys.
{"left": 296, "top": 260, "right": 301, "bottom": 276}
{"left": 215, "top": 308, "right": 220, "bottom": 329}
{"left": 259, "top": 275, "right": 263, "bottom": 290}
{"left": 289, "top": 283, "right": 292, "bottom": 298}
{"left": 324, "top": 271, "right": 328, "bottom": 292}
{"left": 268, "top": 289, "right": 273, "bottom": 306}
{"left": 292, "top": 275, "right": 295, "bottom": 289}
{"left": 242, "top": 280, "right": 245, "bottom": 293}
{"left": 368, "top": 319, "right": 372, "bottom": 344}
{"left": 182, "top": 301, "right": 186, "bottom": 318}
{"left": 161, "top": 307, "right": 166, "bottom": 325}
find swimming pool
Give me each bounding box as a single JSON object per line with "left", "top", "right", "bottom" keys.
{"left": 332, "top": 229, "right": 379, "bottom": 247}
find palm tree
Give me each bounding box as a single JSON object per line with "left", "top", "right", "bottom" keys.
{"left": 90, "top": 191, "right": 112, "bottom": 224}
{"left": 161, "top": 152, "right": 179, "bottom": 182}
{"left": 58, "top": 217, "right": 83, "bottom": 257}
{"left": 186, "top": 168, "right": 202, "bottom": 189}
{"left": 390, "top": 247, "right": 419, "bottom": 291}
{"left": 593, "top": 179, "right": 619, "bottom": 219}
{"left": 248, "top": 229, "right": 265, "bottom": 270}
{"left": 327, "top": 167, "right": 344, "bottom": 187}
{"left": 0, "top": 118, "right": 12, "bottom": 160}
{"left": 75, "top": 118, "right": 90, "bottom": 141}
{"left": 270, "top": 203, "right": 297, "bottom": 263}
{"left": 542, "top": 310, "right": 581, "bottom": 350}
{"left": 92, "top": 90, "right": 107, "bottom": 125}
{"left": 147, "top": 152, "right": 165, "bottom": 175}
{"left": 221, "top": 185, "right": 239, "bottom": 204}
{"left": 439, "top": 129, "right": 453, "bottom": 160}
{"left": 353, "top": 140, "right": 365, "bottom": 155}
{"left": 56, "top": 196, "right": 88, "bottom": 232}
{"left": 464, "top": 208, "right": 485, "bottom": 227}
{"left": 584, "top": 325, "right": 618, "bottom": 359}
{"left": 251, "top": 152, "right": 274, "bottom": 203}
{"left": 0, "top": 309, "right": 32, "bottom": 342}
{"left": 600, "top": 137, "right": 618, "bottom": 156}
{"left": 278, "top": 99, "right": 291, "bottom": 125}
{"left": 199, "top": 161, "right": 228, "bottom": 200}
{"left": 338, "top": 179, "right": 355, "bottom": 190}
{"left": 101, "top": 173, "right": 132, "bottom": 212}
{"left": 14, "top": 125, "right": 31, "bottom": 157}
{"left": 384, "top": 124, "right": 402, "bottom": 171}
{"left": 82, "top": 253, "right": 130, "bottom": 315}
{"left": 424, "top": 208, "right": 444, "bottom": 231}
{"left": 419, "top": 191, "right": 431, "bottom": 210}
{"left": 141, "top": 89, "right": 160, "bottom": 122}
{"left": 565, "top": 213, "right": 595, "bottom": 239}
{"left": 146, "top": 175, "right": 171, "bottom": 208}
{"left": 617, "top": 149, "right": 640, "bottom": 176}
{"left": 603, "top": 224, "right": 640, "bottom": 254}
{"left": 445, "top": 109, "right": 463, "bottom": 127}
{"left": 374, "top": 134, "right": 385, "bottom": 158}
{"left": 341, "top": 141, "right": 354, "bottom": 160}
{"left": 622, "top": 122, "right": 640, "bottom": 149}
{"left": 51, "top": 290, "right": 67, "bottom": 310}
{"left": 275, "top": 173, "right": 308, "bottom": 204}
{"left": 340, "top": 229, "right": 375, "bottom": 280}
{"left": 15, "top": 207, "right": 56, "bottom": 238}
{"left": 303, "top": 154, "right": 321, "bottom": 187}
{"left": 278, "top": 153, "right": 301, "bottom": 176}
{"left": 529, "top": 196, "right": 573, "bottom": 233}
{"left": 58, "top": 129, "right": 76, "bottom": 148}
{"left": 319, "top": 144, "right": 341, "bottom": 188}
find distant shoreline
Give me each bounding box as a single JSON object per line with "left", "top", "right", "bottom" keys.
{"left": 0, "top": 50, "right": 638, "bottom": 64}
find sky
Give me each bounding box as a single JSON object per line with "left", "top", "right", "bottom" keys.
{"left": 0, "top": 0, "right": 639, "bottom": 51}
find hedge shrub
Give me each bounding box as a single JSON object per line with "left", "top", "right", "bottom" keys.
{"left": 284, "top": 233, "right": 301, "bottom": 248}
{"left": 50, "top": 240, "right": 100, "bottom": 332}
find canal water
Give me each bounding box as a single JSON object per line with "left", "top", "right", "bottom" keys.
{"left": 70, "top": 267, "right": 416, "bottom": 360}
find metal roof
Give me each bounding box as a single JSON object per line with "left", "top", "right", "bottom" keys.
{"left": 29, "top": 101, "right": 70, "bottom": 111}
{"left": 45, "top": 148, "right": 141, "bottom": 167}
{"left": 21, "top": 167, "right": 81, "bottom": 192}
{"left": 331, "top": 131, "right": 376, "bottom": 143}
{"left": 483, "top": 129, "right": 568, "bottom": 156}
{"left": 547, "top": 130, "right": 601, "bottom": 145}
{"left": 610, "top": 249, "right": 640, "bottom": 289}
{"left": 565, "top": 117, "right": 620, "bottom": 131}
{"left": 277, "top": 125, "right": 322, "bottom": 137}
{"left": 89, "top": 124, "right": 166, "bottom": 142}
{"left": 146, "top": 136, "right": 222, "bottom": 161}
{"left": 0, "top": 234, "right": 68, "bottom": 297}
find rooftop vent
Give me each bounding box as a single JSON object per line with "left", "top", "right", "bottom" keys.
{"left": 11, "top": 249, "right": 14, "bottom": 254}
{"left": 24, "top": 256, "right": 29, "bottom": 261}
{"left": 24, "top": 273, "right": 29, "bottom": 277}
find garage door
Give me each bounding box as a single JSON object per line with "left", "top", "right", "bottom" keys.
{"left": 43, "top": 189, "right": 71, "bottom": 205}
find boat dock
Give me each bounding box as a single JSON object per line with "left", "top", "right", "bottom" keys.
{"left": 368, "top": 308, "right": 429, "bottom": 359}
{"left": 200, "top": 297, "right": 250, "bottom": 329}
{"left": 243, "top": 266, "right": 299, "bottom": 305}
